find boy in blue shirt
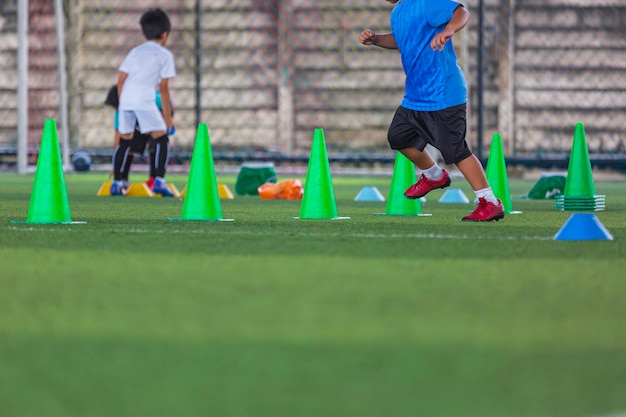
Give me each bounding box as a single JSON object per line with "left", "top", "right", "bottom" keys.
{"left": 112, "top": 7, "right": 176, "bottom": 197}
{"left": 359, "top": 0, "right": 504, "bottom": 221}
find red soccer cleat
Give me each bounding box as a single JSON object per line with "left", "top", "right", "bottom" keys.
{"left": 462, "top": 198, "right": 505, "bottom": 222}
{"left": 404, "top": 169, "right": 451, "bottom": 199}
{"left": 146, "top": 176, "right": 155, "bottom": 190}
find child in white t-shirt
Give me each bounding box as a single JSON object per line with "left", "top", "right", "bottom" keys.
{"left": 105, "top": 85, "right": 174, "bottom": 190}
{"left": 112, "top": 7, "right": 176, "bottom": 196}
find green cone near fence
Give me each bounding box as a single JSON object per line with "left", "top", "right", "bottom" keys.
{"left": 564, "top": 122, "right": 595, "bottom": 198}
{"left": 298, "top": 128, "right": 348, "bottom": 220}
{"left": 378, "top": 152, "right": 425, "bottom": 216}
{"left": 12, "top": 119, "right": 84, "bottom": 224}
{"left": 485, "top": 133, "right": 514, "bottom": 214}
{"left": 555, "top": 122, "right": 605, "bottom": 211}
{"left": 170, "top": 124, "right": 233, "bottom": 222}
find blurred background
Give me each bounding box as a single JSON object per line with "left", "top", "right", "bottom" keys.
{"left": 1, "top": 0, "right": 625, "bottom": 172}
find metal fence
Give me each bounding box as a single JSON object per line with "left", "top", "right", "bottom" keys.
{"left": 476, "top": 0, "right": 626, "bottom": 169}
{"left": 2, "top": 0, "right": 626, "bottom": 170}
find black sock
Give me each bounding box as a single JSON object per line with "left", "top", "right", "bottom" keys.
{"left": 121, "top": 153, "right": 134, "bottom": 182}
{"left": 148, "top": 144, "right": 157, "bottom": 178}
{"left": 151, "top": 134, "right": 169, "bottom": 178}
{"left": 112, "top": 139, "right": 132, "bottom": 181}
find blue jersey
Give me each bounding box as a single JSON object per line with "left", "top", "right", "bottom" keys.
{"left": 390, "top": 0, "right": 467, "bottom": 111}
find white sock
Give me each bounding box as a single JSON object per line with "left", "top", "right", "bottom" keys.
{"left": 422, "top": 164, "right": 443, "bottom": 180}
{"left": 474, "top": 187, "right": 498, "bottom": 204}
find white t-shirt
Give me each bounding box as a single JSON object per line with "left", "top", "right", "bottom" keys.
{"left": 118, "top": 41, "right": 176, "bottom": 111}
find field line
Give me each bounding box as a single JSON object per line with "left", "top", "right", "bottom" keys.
{"left": 7, "top": 226, "right": 553, "bottom": 241}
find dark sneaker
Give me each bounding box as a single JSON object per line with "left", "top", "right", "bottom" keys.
{"left": 404, "top": 169, "right": 451, "bottom": 199}
{"left": 110, "top": 180, "right": 127, "bottom": 196}
{"left": 153, "top": 177, "right": 174, "bottom": 197}
{"left": 462, "top": 198, "right": 505, "bottom": 222}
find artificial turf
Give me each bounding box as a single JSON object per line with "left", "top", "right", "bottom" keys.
{"left": 1, "top": 172, "right": 625, "bottom": 417}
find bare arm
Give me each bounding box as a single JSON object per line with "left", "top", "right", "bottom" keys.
{"left": 159, "top": 78, "right": 174, "bottom": 132}
{"left": 431, "top": 5, "right": 470, "bottom": 51}
{"left": 117, "top": 72, "right": 128, "bottom": 99}
{"left": 359, "top": 29, "right": 398, "bottom": 49}
{"left": 116, "top": 72, "right": 133, "bottom": 139}
{"left": 113, "top": 130, "right": 120, "bottom": 147}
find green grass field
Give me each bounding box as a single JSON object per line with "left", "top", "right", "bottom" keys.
{"left": 1, "top": 171, "right": 625, "bottom": 417}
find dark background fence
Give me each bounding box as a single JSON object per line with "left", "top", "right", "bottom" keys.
{"left": 1, "top": 0, "right": 625, "bottom": 171}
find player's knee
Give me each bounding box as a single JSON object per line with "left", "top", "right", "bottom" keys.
{"left": 153, "top": 134, "right": 168, "bottom": 147}
{"left": 117, "top": 138, "right": 132, "bottom": 150}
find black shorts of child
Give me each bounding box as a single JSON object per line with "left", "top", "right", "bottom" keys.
{"left": 387, "top": 103, "right": 472, "bottom": 165}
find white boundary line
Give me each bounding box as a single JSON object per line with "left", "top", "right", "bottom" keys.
{"left": 6, "top": 226, "right": 553, "bottom": 241}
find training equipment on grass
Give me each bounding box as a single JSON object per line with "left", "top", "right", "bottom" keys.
{"left": 97, "top": 181, "right": 155, "bottom": 197}
{"left": 169, "top": 124, "right": 233, "bottom": 222}
{"left": 258, "top": 179, "right": 303, "bottom": 200}
{"left": 217, "top": 184, "right": 235, "bottom": 199}
{"left": 526, "top": 174, "right": 566, "bottom": 199}
{"left": 555, "top": 122, "right": 605, "bottom": 211}
{"left": 178, "top": 183, "right": 233, "bottom": 199}
{"left": 12, "top": 119, "right": 85, "bottom": 225}
{"left": 71, "top": 150, "right": 92, "bottom": 172}
{"left": 96, "top": 181, "right": 179, "bottom": 197}
{"left": 375, "top": 152, "right": 429, "bottom": 216}
{"left": 296, "top": 128, "right": 349, "bottom": 220}
{"left": 553, "top": 213, "right": 613, "bottom": 241}
{"left": 354, "top": 186, "right": 385, "bottom": 202}
{"left": 485, "top": 133, "right": 520, "bottom": 214}
{"left": 96, "top": 181, "right": 113, "bottom": 197}
{"left": 438, "top": 188, "right": 470, "bottom": 204}
{"left": 126, "top": 183, "right": 157, "bottom": 197}
{"left": 235, "top": 162, "right": 277, "bottom": 196}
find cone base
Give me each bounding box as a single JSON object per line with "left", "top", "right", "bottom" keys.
{"left": 374, "top": 213, "right": 432, "bottom": 217}
{"left": 97, "top": 181, "right": 180, "bottom": 198}
{"left": 169, "top": 218, "right": 234, "bottom": 222}
{"left": 554, "top": 213, "right": 613, "bottom": 241}
{"left": 11, "top": 220, "right": 86, "bottom": 225}
{"left": 125, "top": 183, "right": 156, "bottom": 198}
{"left": 291, "top": 216, "right": 350, "bottom": 220}
{"left": 354, "top": 186, "right": 386, "bottom": 202}
{"left": 555, "top": 195, "right": 605, "bottom": 211}
{"left": 438, "top": 188, "right": 471, "bottom": 204}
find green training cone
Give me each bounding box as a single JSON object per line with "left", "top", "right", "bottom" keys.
{"left": 170, "top": 124, "right": 232, "bottom": 222}
{"left": 485, "top": 133, "right": 514, "bottom": 214}
{"left": 12, "top": 119, "right": 82, "bottom": 224}
{"left": 297, "top": 128, "right": 348, "bottom": 220}
{"left": 564, "top": 122, "right": 595, "bottom": 198}
{"left": 376, "top": 152, "right": 426, "bottom": 216}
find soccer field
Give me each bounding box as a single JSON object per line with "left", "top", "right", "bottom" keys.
{"left": 1, "top": 172, "right": 625, "bottom": 417}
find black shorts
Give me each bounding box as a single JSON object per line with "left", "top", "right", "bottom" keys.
{"left": 387, "top": 104, "right": 472, "bottom": 164}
